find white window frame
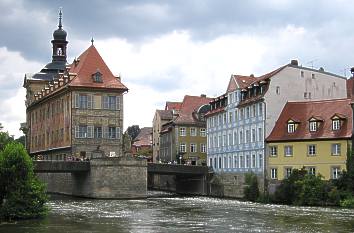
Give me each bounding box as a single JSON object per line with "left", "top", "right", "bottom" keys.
{"left": 331, "top": 143, "right": 341, "bottom": 156}
{"left": 307, "top": 144, "right": 316, "bottom": 156}
{"left": 287, "top": 123, "right": 295, "bottom": 133}
{"left": 200, "top": 143, "right": 206, "bottom": 153}
{"left": 179, "top": 143, "right": 186, "bottom": 153}
{"left": 332, "top": 119, "right": 340, "bottom": 130}
{"left": 269, "top": 146, "right": 278, "bottom": 156}
{"left": 200, "top": 128, "right": 206, "bottom": 137}
{"left": 332, "top": 167, "right": 341, "bottom": 179}
{"left": 179, "top": 127, "right": 186, "bottom": 136}
{"left": 271, "top": 168, "right": 278, "bottom": 179}
{"left": 190, "top": 128, "right": 197, "bottom": 136}
{"left": 309, "top": 121, "right": 317, "bottom": 132}
{"left": 284, "top": 145, "right": 293, "bottom": 157}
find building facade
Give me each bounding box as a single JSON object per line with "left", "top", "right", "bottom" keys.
{"left": 131, "top": 127, "right": 153, "bottom": 160}
{"left": 23, "top": 12, "right": 128, "bottom": 160}
{"left": 266, "top": 99, "right": 352, "bottom": 181}
{"left": 207, "top": 60, "right": 348, "bottom": 177}
{"left": 152, "top": 102, "right": 181, "bottom": 162}
{"left": 159, "top": 95, "right": 211, "bottom": 165}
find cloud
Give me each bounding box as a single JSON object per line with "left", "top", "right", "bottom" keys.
{"left": 0, "top": 47, "right": 42, "bottom": 137}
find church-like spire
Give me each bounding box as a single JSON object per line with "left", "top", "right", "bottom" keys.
{"left": 58, "top": 7, "right": 63, "bottom": 29}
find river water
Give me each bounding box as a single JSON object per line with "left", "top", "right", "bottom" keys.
{"left": 1, "top": 193, "right": 354, "bottom": 233}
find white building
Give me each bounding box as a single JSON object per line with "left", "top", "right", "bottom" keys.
{"left": 207, "top": 60, "right": 348, "bottom": 176}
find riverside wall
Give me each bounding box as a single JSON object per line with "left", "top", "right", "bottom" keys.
{"left": 36, "top": 157, "right": 147, "bottom": 199}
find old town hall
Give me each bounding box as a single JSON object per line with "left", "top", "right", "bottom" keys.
{"left": 23, "top": 10, "right": 128, "bottom": 160}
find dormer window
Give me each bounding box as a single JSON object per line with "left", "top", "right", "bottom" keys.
{"left": 92, "top": 70, "right": 103, "bottom": 83}
{"left": 287, "top": 119, "right": 298, "bottom": 133}
{"left": 332, "top": 119, "right": 340, "bottom": 130}
{"left": 309, "top": 121, "right": 317, "bottom": 132}
{"left": 288, "top": 123, "right": 295, "bottom": 133}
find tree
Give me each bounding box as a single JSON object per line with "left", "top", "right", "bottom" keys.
{"left": 15, "top": 135, "right": 26, "bottom": 147}
{"left": 0, "top": 131, "right": 14, "bottom": 151}
{"left": 125, "top": 125, "right": 140, "bottom": 140}
{"left": 244, "top": 173, "right": 259, "bottom": 201}
{"left": 0, "top": 142, "right": 48, "bottom": 220}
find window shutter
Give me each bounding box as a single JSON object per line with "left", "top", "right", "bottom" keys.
{"left": 103, "top": 96, "right": 109, "bottom": 109}
{"left": 116, "top": 96, "right": 120, "bottom": 110}
{"left": 75, "top": 126, "right": 79, "bottom": 138}
{"left": 116, "top": 127, "right": 120, "bottom": 139}
{"left": 103, "top": 126, "right": 109, "bottom": 138}
{"left": 87, "top": 95, "right": 93, "bottom": 109}
{"left": 74, "top": 94, "right": 79, "bottom": 108}
{"left": 87, "top": 126, "right": 94, "bottom": 138}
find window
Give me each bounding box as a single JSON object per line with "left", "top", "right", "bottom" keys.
{"left": 332, "top": 167, "right": 341, "bottom": 179}
{"left": 258, "top": 128, "right": 263, "bottom": 142}
{"left": 307, "top": 144, "right": 316, "bottom": 156}
{"left": 285, "top": 167, "right": 292, "bottom": 178}
{"left": 308, "top": 167, "right": 316, "bottom": 175}
{"left": 103, "top": 96, "right": 119, "bottom": 110}
{"left": 240, "top": 155, "right": 244, "bottom": 168}
{"left": 76, "top": 125, "right": 87, "bottom": 138}
{"left": 94, "top": 126, "right": 102, "bottom": 138}
{"left": 258, "top": 154, "right": 263, "bottom": 168}
{"left": 92, "top": 70, "right": 103, "bottom": 83}
{"left": 223, "top": 134, "right": 227, "bottom": 146}
{"left": 258, "top": 103, "right": 263, "bottom": 116}
{"left": 246, "top": 130, "right": 250, "bottom": 143}
{"left": 332, "top": 119, "right": 340, "bottom": 130}
{"left": 252, "top": 154, "right": 256, "bottom": 168}
{"left": 271, "top": 168, "right": 278, "bottom": 179}
{"left": 276, "top": 86, "right": 280, "bottom": 95}
{"left": 252, "top": 129, "right": 256, "bottom": 142}
{"left": 180, "top": 143, "right": 186, "bottom": 153}
{"left": 108, "top": 127, "right": 117, "bottom": 139}
{"left": 179, "top": 127, "right": 186, "bottom": 136}
{"left": 190, "top": 128, "right": 196, "bottom": 136}
{"left": 309, "top": 121, "right": 317, "bottom": 132}
{"left": 239, "top": 131, "right": 243, "bottom": 144}
{"left": 269, "top": 146, "right": 278, "bottom": 156}
{"left": 301, "top": 71, "right": 304, "bottom": 77}
{"left": 190, "top": 143, "right": 197, "bottom": 153}
{"left": 304, "top": 92, "right": 307, "bottom": 99}
{"left": 245, "top": 155, "right": 250, "bottom": 168}
{"left": 246, "top": 107, "right": 250, "bottom": 119}
{"left": 228, "top": 133, "right": 233, "bottom": 146}
{"left": 79, "top": 94, "right": 88, "bottom": 109}
{"left": 284, "top": 145, "right": 293, "bottom": 156}
{"left": 219, "top": 157, "right": 222, "bottom": 169}
{"left": 234, "top": 155, "right": 238, "bottom": 168}
{"left": 288, "top": 123, "right": 295, "bottom": 133}
{"left": 331, "top": 143, "right": 341, "bottom": 156}
{"left": 200, "top": 143, "right": 206, "bottom": 153}
{"left": 229, "top": 112, "right": 233, "bottom": 123}
{"left": 200, "top": 128, "right": 206, "bottom": 137}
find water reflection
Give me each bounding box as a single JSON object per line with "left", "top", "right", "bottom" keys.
{"left": 1, "top": 193, "right": 354, "bottom": 233}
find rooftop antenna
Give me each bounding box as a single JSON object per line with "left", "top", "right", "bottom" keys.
{"left": 306, "top": 59, "right": 318, "bottom": 69}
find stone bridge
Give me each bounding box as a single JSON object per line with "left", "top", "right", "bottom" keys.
{"left": 33, "top": 160, "right": 212, "bottom": 197}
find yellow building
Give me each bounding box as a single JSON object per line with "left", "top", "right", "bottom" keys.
{"left": 266, "top": 99, "right": 352, "bottom": 180}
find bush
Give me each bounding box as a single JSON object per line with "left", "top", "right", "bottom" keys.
{"left": 0, "top": 142, "right": 48, "bottom": 220}
{"left": 244, "top": 173, "right": 259, "bottom": 202}
{"left": 340, "top": 196, "right": 354, "bottom": 208}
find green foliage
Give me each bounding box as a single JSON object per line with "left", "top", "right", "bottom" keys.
{"left": 0, "top": 131, "right": 14, "bottom": 151}
{"left": 274, "top": 168, "right": 338, "bottom": 206}
{"left": 340, "top": 196, "right": 354, "bottom": 208}
{"left": 125, "top": 125, "right": 140, "bottom": 140}
{"left": 243, "top": 173, "right": 259, "bottom": 202}
{"left": 15, "top": 136, "right": 26, "bottom": 147}
{"left": 0, "top": 142, "right": 48, "bottom": 220}
{"left": 274, "top": 168, "right": 307, "bottom": 205}
{"left": 136, "top": 148, "right": 153, "bottom": 157}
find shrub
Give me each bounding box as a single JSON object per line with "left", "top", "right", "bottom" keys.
{"left": 340, "top": 196, "right": 354, "bottom": 208}
{"left": 244, "top": 173, "right": 259, "bottom": 201}
{"left": 0, "top": 142, "right": 48, "bottom": 220}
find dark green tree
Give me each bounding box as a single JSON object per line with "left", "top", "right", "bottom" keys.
{"left": 0, "top": 142, "right": 48, "bottom": 220}
{"left": 125, "top": 125, "right": 140, "bottom": 140}
{"left": 244, "top": 173, "right": 259, "bottom": 201}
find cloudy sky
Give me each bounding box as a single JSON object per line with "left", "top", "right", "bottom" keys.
{"left": 1, "top": 0, "right": 354, "bottom": 137}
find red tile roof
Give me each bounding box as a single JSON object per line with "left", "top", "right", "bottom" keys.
{"left": 132, "top": 127, "right": 152, "bottom": 147}
{"left": 173, "top": 95, "right": 213, "bottom": 124}
{"left": 156, "top": 110, "right": 173, "bottom": 120}
{"left": 68, "top": 45, "right": 128, "bottom": 90}
{"left": 165, "top": 101, "right": 182, "bottom": 110}
{"left": 267, "top": 98, "right": 352, "bottom": 142}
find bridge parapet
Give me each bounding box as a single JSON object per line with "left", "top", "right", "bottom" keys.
{"left": 148, "top": 163, "right": 209, "bottom": 175}
{"left": 34, "top": 161, "right": 90, "bottom": 173}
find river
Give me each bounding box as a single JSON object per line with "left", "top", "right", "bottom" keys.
{"left": 1, "top": 193, "right": 354, "bottom": 233}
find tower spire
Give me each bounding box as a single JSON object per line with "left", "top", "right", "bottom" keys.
{"left": 58, "top": 7, "right": 63, "bottom": 29}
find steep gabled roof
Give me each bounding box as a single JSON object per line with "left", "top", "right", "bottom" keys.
{"left": 165, "top": 101, "right": 182, "bottom": 110}
{"left": 132, "top": 127, "right": 152, "bottom": 147}
{"left": 68, "top": 45, "right": 128, "bottom": 90}
{"left": 267, "top": 98, "right": 352, "bottom": 142}
{"left": 156, "top": 110, "right": 173, "bottom": 120}
{"left": 174, "top": 95, "right": 213, "bottom": 124}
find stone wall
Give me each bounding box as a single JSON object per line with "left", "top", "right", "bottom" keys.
{"left": 36, "top": 157, "right": 147, "bottom": 199}
{"left": 209, "top": 172, "right": 265, "bottom": 198}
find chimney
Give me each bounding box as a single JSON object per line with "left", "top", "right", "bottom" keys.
{"left": 200, "top": 94, "right": 206, "bottom": 98}
{"left": 290, "top": 59, "right": 299, "bottom": 66}
{"left": 250, "top": 74, "right": 255, "bottom": 78}
{"left": 319, "top": 67, "right": 324, "bottom": 72}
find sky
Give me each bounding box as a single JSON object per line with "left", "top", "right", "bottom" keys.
{"left": 1, "top": 0, "right": 354, "bottom": 138}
